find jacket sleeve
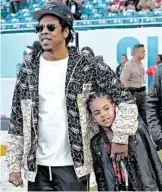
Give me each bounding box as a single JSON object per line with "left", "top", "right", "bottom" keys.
{"left": 91, "top": 142, "right": 106, "bottom": 191}
{"left": 94, "top": 60, "right": 138, "bottom": 144}
{"left": 146, "top": 66, "right": 162, "bottom": 148}
{"left": 6, "top": 63, "right": 27, "bottom": 173}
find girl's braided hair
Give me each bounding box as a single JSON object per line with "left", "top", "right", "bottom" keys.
{"left": 86, "top": 92, "right": 114, "bottom": 115}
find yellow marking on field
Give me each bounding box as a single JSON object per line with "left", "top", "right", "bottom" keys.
{"left": 0, "top": 145, "right": 7, "bottom": 157}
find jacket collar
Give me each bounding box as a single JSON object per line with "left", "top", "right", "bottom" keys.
{"left": 65, "top": 46, "right": 83, "bottom": 94}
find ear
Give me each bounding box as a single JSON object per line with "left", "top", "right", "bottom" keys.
{"left": 63, "top": 27, "right": 69, "bottom": 39}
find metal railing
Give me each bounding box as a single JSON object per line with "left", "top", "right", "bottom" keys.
{"left": 1, "top": 16, "right": 162, "bottom": 34}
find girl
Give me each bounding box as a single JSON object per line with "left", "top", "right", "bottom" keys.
{"left": 87, "top": 92, "right": 162, "bottom": 191}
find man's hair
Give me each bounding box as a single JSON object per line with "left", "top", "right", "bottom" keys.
{"left": 86, "top": 92, "right": 113, "bottom": 115}
{"left": 133, "top": 44, "right": 144, "bottom": 53}
{"left": 58, "top": 17, "right": 74, "bottom": 46}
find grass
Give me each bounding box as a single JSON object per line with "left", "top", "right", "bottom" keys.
{"left": 158, "top": 150, "right": 162, "bottom": 161}
{"left": 90, "top": 186, "right": 97, "bottom": 191}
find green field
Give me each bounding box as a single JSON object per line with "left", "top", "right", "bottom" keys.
{"left": 90, "top": 186, "right": 97, "bottom": 191}
{"left": 158, "top": 150, "right": 162, "bottom": 161}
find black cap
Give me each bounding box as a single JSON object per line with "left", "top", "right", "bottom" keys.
{"left": 33, "top": 2, "right": 74, "bottom": 27}
{"left": 27, "top": 41, "right": 42, "bottom": 51}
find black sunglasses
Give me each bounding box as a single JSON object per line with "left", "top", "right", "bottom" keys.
{"left": 35, "top": 24, "right": 58, "bottom": 33}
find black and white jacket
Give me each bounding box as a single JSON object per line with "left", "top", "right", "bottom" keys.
{"left": 6, "top": 46, "right": 138, "bottom": 182}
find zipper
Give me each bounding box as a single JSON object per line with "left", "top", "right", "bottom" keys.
{"left": 49, "top": 166, "right": 52, "bottom": 181}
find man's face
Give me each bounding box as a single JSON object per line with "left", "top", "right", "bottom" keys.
{"left": 37, "top": 15, "right": 68, "bottom": 52}
{"left": 120, "top": 55, "right": 127, "bottom": 64}
{"left": 136, "top": 47, "right": 145, "bottom": 60}
{"left": 156, "top": 55, "right": 161, "bottom": 64}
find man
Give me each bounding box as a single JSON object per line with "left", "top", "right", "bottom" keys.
{"left": 125, "top": 0, "right": 139, "bottom": 11}
{"left": 146, "top": 64, "right": 162, "bottom": 150}
{"left": 6, "top": 2, "right": 138, "bottom": 191}
{"left": 16, "top": 41, "right": 42, "bottom": 75}
{"left": 26, "top": 40, "right": 42, "bottom": 51}
{"left": 120, "top": 44, "right": 146, "bottom": 123}
{"left": 116, "top": 54, "right": 128, "bottom": 78}
{"left": 146, "top": 54, "right": 162, "bottom": 77}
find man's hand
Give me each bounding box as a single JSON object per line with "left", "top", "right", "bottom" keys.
{"left": 8, "top": 172, "right": 23, "bottom": 187}
{"left": 111, "top": 143, "right": 128, "bottom": 161}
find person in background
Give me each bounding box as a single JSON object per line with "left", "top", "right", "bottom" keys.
{"left": 81, "top": 46, "right": 95, "bottom": 56}
{"left": 87, "top": 92, "right": 162, "bottom": 191}
{"left": 146, "top": 64, "right": 162, "bottom": 151}
{"left": 48, "top": 0, "right": 85, "bottom": 19}
{"left": 146, "top": 54, "right": 162, "bottom": 77}
{"left": 66, "top": 0, "right": 83, "bottom": 20}
{"left": 26, "top": 40, "right": 42, "bottom": 51}
{"left": 155, "top": 0, "right": 162, "bottom": 10}
{"left": 125, "top": 0, "right": 138, "bottom": 12}
{"left": 116, "top": 54, "right": 128, "bottom": 78}
{"left": 16, "top": 49, "right": 32, "bottom": 75}
{"left": 137, "top": 0, "right": 155, "bottom": 11}
{"left": 108, "top": 0, "right": 125, "bottom": 13}
{"left": 120, "top": 44, "right": 147, "bottom": 124}
{"left": 16, "top": 41, "right": 42, "bottom": 75}
{"left": 81, "top": 47, "right": 104, "bottom": 62}
{"left": 8, "top": 0, "right": 24, "bottom": 13}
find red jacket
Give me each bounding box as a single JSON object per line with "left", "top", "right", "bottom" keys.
{"left": 146, "top": 65, "right": 157, "bottom": 77}
{"left": 108, "top": 0, "right": 125, "bottom": 12}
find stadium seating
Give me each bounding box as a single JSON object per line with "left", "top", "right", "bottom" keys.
{"left": 0, "top": 0, "right": 162, "bottom": 30}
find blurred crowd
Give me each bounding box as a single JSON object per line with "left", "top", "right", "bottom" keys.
{"left": 108, "top": 0, "right": 162, "bottom": 13}
{"left": 1, "top": 0, "right": 162, "bottom": 21}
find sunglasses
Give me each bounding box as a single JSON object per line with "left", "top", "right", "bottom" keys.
{"left": 35, "top": 24, "right": 59, "bottom": 33}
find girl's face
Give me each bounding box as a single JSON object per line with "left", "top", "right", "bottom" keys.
{"left": 89, "top": 96, "right": 115, "bottom": 128}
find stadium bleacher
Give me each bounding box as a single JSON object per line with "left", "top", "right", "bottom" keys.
{"left": 0, "top": 0, "right": 162, "bottom": 31}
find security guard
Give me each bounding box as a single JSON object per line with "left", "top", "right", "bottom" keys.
{"left": 120, "top": 44, "right": 146, "bottom": 123}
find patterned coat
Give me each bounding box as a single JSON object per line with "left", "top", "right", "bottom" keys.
{"left": 6, "top": 46, "right": 138, "bottom": 182}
